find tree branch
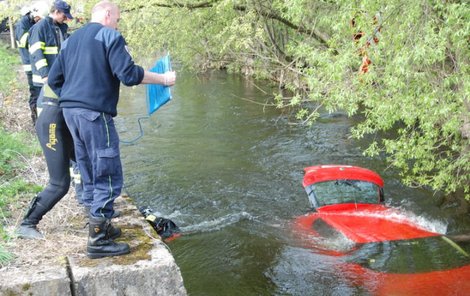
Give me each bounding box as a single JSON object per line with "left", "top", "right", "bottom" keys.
{"left": 122, "top": 1, "right": 331, "bottom": 47}
{"left": 233, "top": 5, "right": 330, "bottom": 47}
{"left": 121, "top": 1, "right": 216, "bottom": 12}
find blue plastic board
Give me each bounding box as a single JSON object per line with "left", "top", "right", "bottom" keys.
{"left": 146, "top": 54, "right": 172, "bottom": 116}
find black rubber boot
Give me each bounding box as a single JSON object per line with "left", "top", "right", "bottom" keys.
{"left": 87, "top": 216, "right": 130, "bottom": 259}
{"left": 17, "top": 189, "right": 66, "bottom": 239}
{"left": 17, "top": 225, "right": 44, "bottom": 239}
{"left": 17, "top": 195, "right": 47, "bottom": 239}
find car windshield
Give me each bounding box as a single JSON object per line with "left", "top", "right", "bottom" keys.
{"left": 347, "top": 236, "right": 470, "bottom": 273}
{"left": 306, "top": 180, "right": 380, "bottom": 208}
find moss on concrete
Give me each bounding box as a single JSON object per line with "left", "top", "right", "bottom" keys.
{"left": 114, "top": 225, "right": 154, "bottom": 265}
{"left": 78, "top": 224, "right": 154, "bottom": 267}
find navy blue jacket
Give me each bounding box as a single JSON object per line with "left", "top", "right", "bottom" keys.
{"left": 48, "top": 23, "right": 144, "bottom": 117}
{"left": 28, "top": 16, "right": 69, "bottom": 86}
{"left": 14, "top": 13, "right": 35, "bottom": 72}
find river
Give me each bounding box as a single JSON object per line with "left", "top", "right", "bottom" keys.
{"left": 117, "top": 71, "right": 470, "bottom": 295}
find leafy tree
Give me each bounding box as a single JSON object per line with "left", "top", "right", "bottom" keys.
{"left": 117, "top": 0, "right": 469, "bottom": 199}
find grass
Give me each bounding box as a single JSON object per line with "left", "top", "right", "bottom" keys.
{"left": 0, "top": 128, "right": 42, "bottom": 210}
{"left": 0, "top": 43, "right": 42, "bottom": 264}
{"left": 0, "top": 42, "right": 18, "bottom": 93}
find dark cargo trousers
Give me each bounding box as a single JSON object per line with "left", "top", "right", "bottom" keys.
{"left": 63, "top": 107, "right": 122, "bottom": 219}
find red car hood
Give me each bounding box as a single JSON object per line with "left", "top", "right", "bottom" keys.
{"left": 295, "top": 204, "right": 439, "bottom": 244}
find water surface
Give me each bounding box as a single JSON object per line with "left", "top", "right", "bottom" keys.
{"left": 117, "top": 71, "right": 470, "bottom": 295}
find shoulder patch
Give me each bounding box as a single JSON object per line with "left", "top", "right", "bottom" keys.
{"left": 94, "top": 27, "right": 121, "bottom": 48}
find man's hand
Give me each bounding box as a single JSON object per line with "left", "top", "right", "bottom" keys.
{"left": 163, "top": 71, "right": 176, "bottom": 86}
{"left": 141, "top": 70, "right": 177, "bottom": 85}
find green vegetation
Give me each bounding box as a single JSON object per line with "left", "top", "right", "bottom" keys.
{"left": 0, "top": 45, "right": 17, "bottom": 94}
{"left": 0, "top": 129, "right": 41, "bottom": 198}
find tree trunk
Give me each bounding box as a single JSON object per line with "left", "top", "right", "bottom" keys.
{"left": 9, "top": 17, "right": 15, "bottom": 49}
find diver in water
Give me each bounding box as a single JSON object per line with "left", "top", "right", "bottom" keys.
{"left": 140, "top": 206, "right": 180, "bottom": 240}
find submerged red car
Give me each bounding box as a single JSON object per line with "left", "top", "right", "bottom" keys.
{"left": 293, "top": 165, "right": 470, "bottom": 295}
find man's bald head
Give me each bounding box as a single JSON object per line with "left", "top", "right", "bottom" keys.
{"left": 91, "top": 1, "right": 120, "bottom": 29}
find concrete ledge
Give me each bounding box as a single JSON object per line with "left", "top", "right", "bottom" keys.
{"left": 0, "top": 264, "right": 71, "bottom": 295}
{"left": 71, "top": 244, "right": 186, "bottom": 295}
{"left": 0, "top": 196, "right": 187, "bottom": 296}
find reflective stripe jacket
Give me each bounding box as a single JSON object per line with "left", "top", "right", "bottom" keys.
{"left": 28, "top": 16, "right": 69, "bottom": 86}
{"left": 14, "top": 13, "right": 35, "bottom": 72}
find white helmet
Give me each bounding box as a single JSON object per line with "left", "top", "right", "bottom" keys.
{"left": 20, "top": 5, "right": 31, "bottom": 16}
{"left": 30, "top": 1, "right": 50, "bottom": 19}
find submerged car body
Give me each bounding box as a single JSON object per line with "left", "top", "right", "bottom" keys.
{"left": 293, "top": 165, "right": 470, "bottom": 295}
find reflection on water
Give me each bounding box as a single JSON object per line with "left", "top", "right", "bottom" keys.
{"left": 267, "top": 247, "right": 369, "bottom": 296}
{"left": 117, "top": 71, "right": 470, "bottom": 295}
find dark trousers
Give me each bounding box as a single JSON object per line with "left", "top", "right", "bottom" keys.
{"left": 26, "top": 71, "right": 41, "bottom": 109}
{"left": 63, "top": 107, "right": 123, "bottom": 219}
{"left": 25, "top": 71, "right": 41, "bottom": 124}
{"left": 27, "top": 103, "right": 74, "bottom": 224}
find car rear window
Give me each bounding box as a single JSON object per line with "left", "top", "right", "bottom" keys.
{"left": 307, "top": 180, "right": 380, "bottom": 208}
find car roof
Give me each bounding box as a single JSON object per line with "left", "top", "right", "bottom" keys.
{"left": 303, "top": 165, "right": 384, "bottom": 188}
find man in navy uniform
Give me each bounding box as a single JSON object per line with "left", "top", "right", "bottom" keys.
{"left": 48, "top": 1, "right": 176, "bottom": 258}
